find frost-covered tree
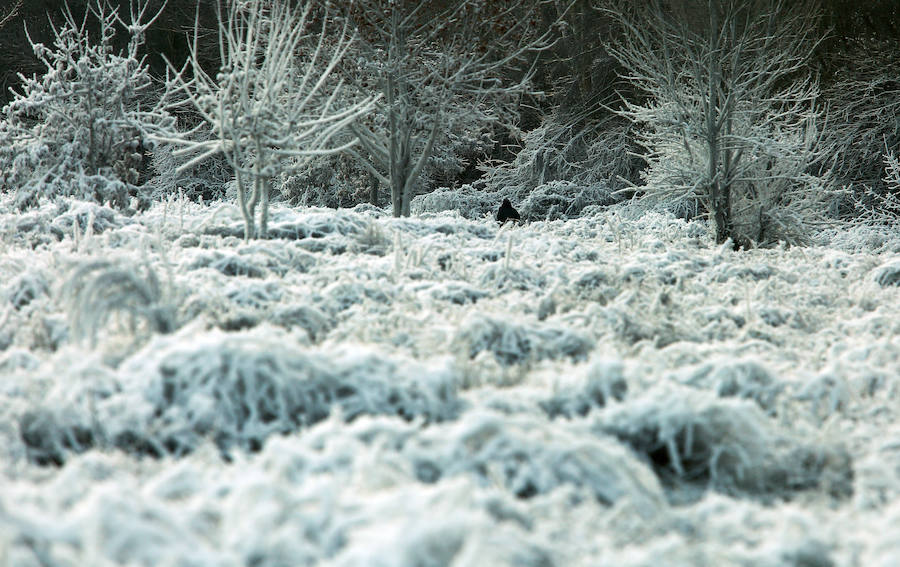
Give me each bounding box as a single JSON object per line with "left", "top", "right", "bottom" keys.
{"left": 337, "top": 0, "right": 553, "bottom": 217}
{"left": 0, "top": 0, "right": 175, "bottom": 211}
{"left": 819, "top": 39, "right": 900, "bottom": 219}
{"left": 607, "top": 0, "right": 833, "bottom": 247}
{"left": 157, "top": 0, "right": 375, "bottom": 240}
{"left": 875, "top": 151, "right": 900, "bottom": 222}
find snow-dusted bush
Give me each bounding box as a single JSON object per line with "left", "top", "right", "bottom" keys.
{"left": 277, "top": 153, "right": 373, "bottom": 209}
{"left": 413, "top": 180, "right": 616, "bottom": 222}
{"left": 882, "top": 150, "right": 900, "bottom": 210}
{"left": 821, "top": 39, "right": 900, "bottom": 219}
{"left": 411, "top": 184, "right": 500, "bottom": 219}
{"left": 482, "top": 116, "right": 642, "bottom": 197}
{"left": 149, "top": 140, "right": 230, "bottom": 203}
{"left": 519, "top": 180, "right": 616, "bottom": 221}
{"left": 0, "top": 0, "right": 175, "bottom": 211}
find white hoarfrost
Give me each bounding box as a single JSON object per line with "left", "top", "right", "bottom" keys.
{"left": 0, "top": 194, "right": 899, "bottom": 565}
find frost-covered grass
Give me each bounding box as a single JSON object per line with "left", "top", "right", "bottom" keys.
{"left": 1, "top": 195, "right": 900, "bottom": 565}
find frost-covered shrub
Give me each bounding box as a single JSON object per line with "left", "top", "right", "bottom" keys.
{"left": 49, "top": 199, "right": 128, "bottom": 236}
{"left": 411, "top": 183, "right": 500, "bottom": 219}
{"left": 276, "top": 124, "right": 492, "bottom": 212}
{"left": 0, "top": 0, "right": 174, "bottom": 211}
{"left": 413, "top": 180, "right": 616, "bottom": 222}
{"left": 422, "top": 124, "right": 496, "bottom": 190}
{"left": 821, "top": 39, "right": 900, "bottom": 219}
{"left": 481, "top": 117, "right": 642, "bottom": 196}
{"left": 519, "top": 180, "right": 616, "bottom": 221}
{"left": 277, "top": 152, "right": 373, "bottom": 209}
{"left": 454, "top": 315, "right": 593, "bottom": 366}
{"left": 150, "top": 139, "right": 230, "bottom": 203}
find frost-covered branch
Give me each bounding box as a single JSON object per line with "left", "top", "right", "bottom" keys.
{"left": 0, "top": 0, "right": 22, "bottom": 30}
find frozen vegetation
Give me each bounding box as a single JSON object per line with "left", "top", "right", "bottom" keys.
{"left": 1, "top": 194, "right": 899, "bottom": 566}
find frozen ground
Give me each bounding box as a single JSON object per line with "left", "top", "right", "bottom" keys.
{"left": 1, "top": 195, "right": 899, "bottom": 566}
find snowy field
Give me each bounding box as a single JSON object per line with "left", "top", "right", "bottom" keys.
{"left": 1, "top": 195, "right": 900, "bottom": 566}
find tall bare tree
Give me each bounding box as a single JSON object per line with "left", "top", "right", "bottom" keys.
{"left": 336, "top": 0, "right": 555, "bottom": 217}
{"left": 607, "top": 0, "right": 832, "bottom": 247}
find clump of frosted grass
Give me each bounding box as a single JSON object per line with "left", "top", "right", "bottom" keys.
{"left": 61, "top": 259, "right": 177, "bottom": 347}
{"left": 454, "top": 314, "right": 594, "bottom": 366}
{"left": 18, "top": 327, "right": 463, "bottom": 463}
{"left": 596, "top": 385, "right": 853, "bottom": 501}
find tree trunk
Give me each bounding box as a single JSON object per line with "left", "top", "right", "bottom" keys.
{"left": 401, "top": 187, "right": 412, "bottom": 216}
{"left": 235, "top": 169, "right": 255, "bottom": 241}
{"left": 369, "top": 172, "right": 378, "bottom": 206}
{"left": 707, "top": 0, "right": 731, "bottom": 245}
{"left": 391, "top": 174, "right": 403, "bottom": 217}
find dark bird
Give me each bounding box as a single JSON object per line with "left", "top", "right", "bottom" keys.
{"left": 496, "top": 198, "right": 520, "bottom": 224}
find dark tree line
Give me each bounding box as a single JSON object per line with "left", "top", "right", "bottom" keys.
{"left": 4, "top": 0, "right": 896, "bottom": 111}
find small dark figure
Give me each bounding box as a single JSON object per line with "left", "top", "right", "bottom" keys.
{"left": 496, "top": 198, "right": 520, "bottom": 224}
